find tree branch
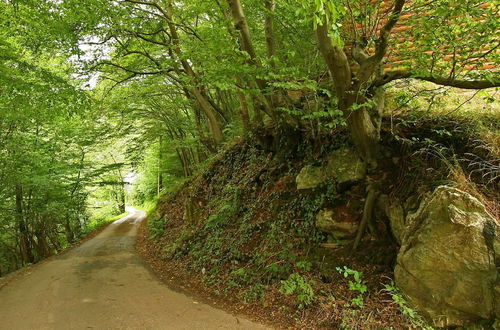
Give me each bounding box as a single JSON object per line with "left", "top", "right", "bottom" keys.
{"left": 122, "top": 29, "right": 171, "bottom": 47}
{"left": 373, "top": 0, "right": 406, "bottom": 61}
{"left": 93, "top": 61, "right": 170, "bottom": 76}
{"left": 375, "top": 70, "right": 500, "bottom": 89}
{"left": 356, "top": 0, "right": 406, "bottom": 84}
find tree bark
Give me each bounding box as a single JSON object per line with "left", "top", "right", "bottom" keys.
{"left": 65, "top": 218, "right": 75, "bottom": 244}
{"left": 264, "top": 0, "right": 277, "bottom": 61}
{"left": 353, "top": 184, "right": 379, "bottom": 251}
{"left": 236, "top": 77, "right": 250, "bottom": 135}
{"left": 316, "top": 24, "right": 380, "bottom": 165}
{"left": 190, "top": 88, "right": 224, "bottom": 144}
{"left": 226, "top": 0, "right": 276, "bottom": 120}
{"left": 166, "top": 1, "right": 224, "bottom": 144}
{"left": 15, "top": 185, "right": 33, "bottom": 264}
{"left": 158, "top": 136, "right": 163, "bottom": 196}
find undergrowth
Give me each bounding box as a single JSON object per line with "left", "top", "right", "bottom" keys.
{"left": 140, "top": 111, "right": 498, "bottom": 329}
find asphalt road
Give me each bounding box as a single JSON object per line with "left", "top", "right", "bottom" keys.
{"left": 0, "top": 208, "right": 269, "bottom": 330}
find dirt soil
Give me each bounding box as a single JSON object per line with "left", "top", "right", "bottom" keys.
{"left": 0, "top": 209, "right": 270, "bottom": 330}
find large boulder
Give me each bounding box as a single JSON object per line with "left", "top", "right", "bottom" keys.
{"left": 326, "top": 147, "right": 366, "bottom": 184}
{"left": 296, "top": 147, "right": 366, "bottom": 190}
{"left": 296, "top": 165, "right": 325, "bottom": 190}
{"left": 395, "top": 186, "right": 499, "bottom": 327}
{"left": 315, "top": 208, "right": 358, "bottom": 239}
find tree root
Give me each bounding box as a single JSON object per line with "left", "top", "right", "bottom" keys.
{"left": 352, "top": 184, "right": 379, "bottom": 251}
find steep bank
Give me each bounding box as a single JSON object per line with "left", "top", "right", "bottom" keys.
{"left": 138, "top": 113, "right": 499, "bottom": 329}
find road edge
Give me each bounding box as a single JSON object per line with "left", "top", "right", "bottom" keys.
{"left": 0, "top": 212, "right": 129, "bottom": 291}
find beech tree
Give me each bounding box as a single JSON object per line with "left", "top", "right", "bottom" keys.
{"left": 301, "top": 0, "right": 499, "bottom": 166}
{"left": 2, "top": 0, "right": 496, "bottom": 270}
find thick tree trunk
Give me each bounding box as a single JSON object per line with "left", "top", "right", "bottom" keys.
{"left": 34, "top": 231, "right": 52, "bottom": 259}
{"left": 176, "top": 149, "right": 191, "bottom": 177}
{"left": 191, "top": 88, "right": 224, "bottom": 144}
{"left": 344, "top": 106, "right": 380, "bottom": 167}
{"left": 181, "top": 149, "right": 192, "bottom": 176}
{"left": 316, "top": 24, "right": 351, "bottom": 101}
{"left": 316, "top": 24, "right": 380, "bottom": 166}
{"left": 48, "top": 231, "right": 62, "bottom": 252}
{"left": 191, "top": 100, "right": 216, "bottom": 153}
{"left": 227, "top": 0, "right": 257, "bottom": 60}
{"left": 316, "top": 23, "right": 385, "bottom": 249}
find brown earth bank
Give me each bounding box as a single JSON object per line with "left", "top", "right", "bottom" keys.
{"left": 135, "top": 113, "right": 499, "bottom": 329}
{"left": 0, "top": 210, "right": 269, "bottom": 330}
{"left": 136, "top": 216, "right": 410, "bottom": 329}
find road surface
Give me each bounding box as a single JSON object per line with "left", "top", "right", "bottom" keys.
{"left": 0, "top": 208, "right": 269, "bottom": 330}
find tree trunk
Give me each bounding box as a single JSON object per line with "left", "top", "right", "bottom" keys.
{"left": 191, "top": 100, "right": 216, "bottom": 153}
{"left": 166, "top": 1, "right": 224, "bottom": 145}
{"left": 236, "top": 77, "right": 250, "bottom": 135}
{"left": 191, "top": 88, "right": 224, "bottom": 144}
{"left": 157, "top": 136, "right": 163, "bottom": 196}
{"left": 34, "top": 231, "right": 52, "bottom": 259}
{"left": 226, "top": 0, "right": 276, "bottom": 120}
{"left": 344, "top": 106, "right": 380, "bottom": 167}
{"left": 316, "top": 23, "right": 380, "bottom": 166}
{"left": 353, "top": 184, "right": 379, "bottom": 251}
{"left": 65, "top": 218, "right": 75, "bottom": 244}
{"left": 119, "top": 184, "right": 126, "bottom": 214}
{"left": 264, "top": 0, "right": 277, "bottom": 61}
{"left": 15, "top": 185, "right": 33, "bottom": 264}
{"left": 181, "top": 149, "right": 192, "bottom": 176}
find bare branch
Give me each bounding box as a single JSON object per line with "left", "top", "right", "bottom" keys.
{"left": 122, "top": 29, "right": 171, "bottom": 47}
{"left": 93, "top": 61, "right": 169, "bottom": 76}
{"left": 375, "top": 70, "right": 500, "bottom": 89}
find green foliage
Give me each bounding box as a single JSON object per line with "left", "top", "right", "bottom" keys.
{"left": 280, "top": 273, "right": 315, "bottom": 307}
{"left": 336, "top": 266, "right": 367, "bottom": 308}
{"left": 206, "top": 188, "right": 241, "bottom": 229}
{"left": 242, "top": 284, "right": 266, "bottom": 303}
{"left": 297, "top": 0, "right": 346, "bottom": 46}
{"left": 148, "top": 215, "right": 166, "bottom": 239}
{"left": 384, "top": 282, "right": 433, "bottom": 329}
{"left": 84, "top": 210, "right": 128, "bottom": 236}
{"left": 296, "top": 260, "right": 313, "bottom": 272}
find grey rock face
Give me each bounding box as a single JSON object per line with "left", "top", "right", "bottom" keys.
{"left": 315, "top": 209, "right": 358, "bottom": 239}
{"left": 395, "top": 186, "right": 498, "bottom": 327}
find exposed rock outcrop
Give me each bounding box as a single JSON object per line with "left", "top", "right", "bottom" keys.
{"left": 296, "top": 165, "right": 325, "bottom": 190}
{"left": 296, "top": 147, "right": 365, "bottom": 190}
{"left": 326, "top": 147, "right": 365, "bottom": 184}
{"left": 395, "top": 186, "right": 498, "bottom": 327}
{"left": 315, "top": 208, "right": 358, "bottom": 239}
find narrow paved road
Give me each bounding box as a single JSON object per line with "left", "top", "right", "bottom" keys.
{"left": 0, "top": 209, "right": 269, "bottom": 330}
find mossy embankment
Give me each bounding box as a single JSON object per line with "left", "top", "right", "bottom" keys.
{"left": 137, "top": 112, "right": 499, "bottom": 329}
